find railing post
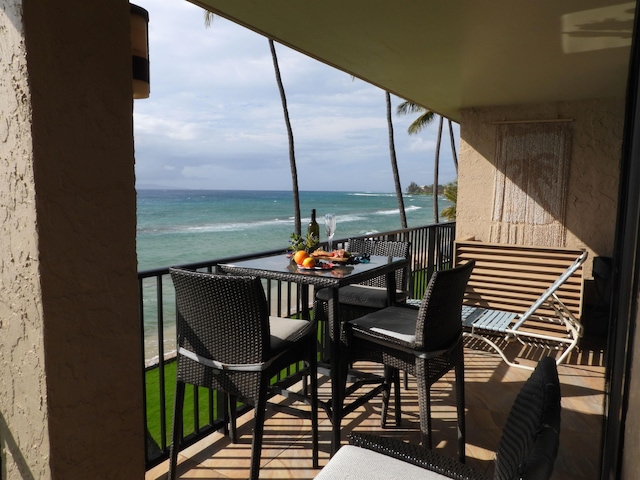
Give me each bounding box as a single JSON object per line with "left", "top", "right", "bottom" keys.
{"left": 427, "top": 225, "right": 437, "bottom": 282}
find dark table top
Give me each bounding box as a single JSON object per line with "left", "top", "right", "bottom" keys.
{"left": 219, "top": 253, "right": 407, "bottom": 289}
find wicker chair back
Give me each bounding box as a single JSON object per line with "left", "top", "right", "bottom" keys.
{"left": 415, "top": 260, "right": 475, "bottom": 351}
{"left": 494, "top": 356, "right": 561, "bottom": 480}
{"left": 347, "top": 238, "right": 411, "bottom": 290}
{"left": 172, "top": 271, "right": 270, "bottom": 366}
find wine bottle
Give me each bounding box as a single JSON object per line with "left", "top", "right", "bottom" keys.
{"left": 307, "top": 209, "right": 320, "bottom": 251}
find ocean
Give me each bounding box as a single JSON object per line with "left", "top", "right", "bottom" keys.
{"left": 137, "top": 189, "right": 450, "bottom": 271}
{"left": 137, "top": 189, "right": 451, "bottom": 361}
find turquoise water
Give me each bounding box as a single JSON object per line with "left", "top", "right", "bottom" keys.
{"left": 137, "top": 189, "right": 449, "bottom": 271}
{"left": 137, "top": 189, "right": 451, "bottom": 361}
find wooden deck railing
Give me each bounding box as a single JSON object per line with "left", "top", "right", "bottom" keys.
{"left": 140, "top": 221, "right": 456, "bottom": 469}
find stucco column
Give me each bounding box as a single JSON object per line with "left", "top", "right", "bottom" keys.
{"left": 0, "top": 1, "right": 144, "bottom": 478}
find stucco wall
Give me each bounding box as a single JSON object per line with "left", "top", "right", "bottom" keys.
{"left": 1, "top": 1, "right": 144, "bottom": 478}
{"left": 0, "top": 3, "right": 51, "bottom": 478}
{"left": 457, "top": 99, "right": 624, "bottom": 280}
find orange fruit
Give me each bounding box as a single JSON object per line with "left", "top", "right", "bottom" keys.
{"left": 302, "top": 257, "right": 316, "bottom": 268}
{"left": 293, "top": 250, "right": 309, "bottom": 265}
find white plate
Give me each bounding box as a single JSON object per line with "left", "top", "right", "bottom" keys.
{"left": 297, "top": 263, "right": 335, "bottom": 271}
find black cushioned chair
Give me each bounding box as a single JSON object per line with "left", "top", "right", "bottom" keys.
{"left": 313, "top": 239, "right": 412, "bottom": 426}
{"left": 343, "top": 260, "right": 475, "bottom": 460}
{"left": 314, "top": 238, "right": 411, "bottom": 331}
{"left": 168, "top": 268, "right": 318, "bottom": 480}
{"left": 315, "top": 356, "right": 561, "bottom": 480}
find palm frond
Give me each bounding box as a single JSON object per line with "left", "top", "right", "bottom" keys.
{"left": 204, "top": 10, "right": 214, "bottom": 27}
{"left": 443, "top": 181, "right": 457, "bottom": 203}
{"left": 396, "top": 101, "right": 426, "bottom": 116}
{"left": 397, "top": 101, "right": 435, "bottom": 135}
{"left": 441, "top": 205, "right": 456, "bottom": 221}
{"left": 440, "top": 181, "right": 457, "bottom": 220}
{"left": 407, "top": 112, "right": 436, "bottom": 134}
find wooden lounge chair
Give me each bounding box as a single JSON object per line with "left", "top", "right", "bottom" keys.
{"left": 455, "top": 241, "right": 587, "bottom": 370}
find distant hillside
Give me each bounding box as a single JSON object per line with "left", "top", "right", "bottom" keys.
{"left": 406, "top": 181, "right": 445, "bottom": 195}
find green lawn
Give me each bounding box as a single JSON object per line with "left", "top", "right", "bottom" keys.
{"left": 145, "top": 360, "right": 221, "bottom": 448}
{"left": 145, "top": 359, "right": 308, "bottom": 449}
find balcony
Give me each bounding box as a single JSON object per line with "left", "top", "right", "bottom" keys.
{"left": 145, "top": 343, "right": 605, "bottom": 479}
{"left": 141, "top": 222, "right": 606, "bottom": 479}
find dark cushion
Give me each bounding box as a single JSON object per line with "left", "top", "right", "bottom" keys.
{"left": 315, "top": 285, "right": 407, "bottom": 309}
{"left": 348, "top": 305, "right": 418, "bottom": 346}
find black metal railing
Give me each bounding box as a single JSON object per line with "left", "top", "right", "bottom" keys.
{"left": 141, "top": 221, "right": 455, "bottom": 469}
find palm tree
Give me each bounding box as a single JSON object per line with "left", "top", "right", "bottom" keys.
{"left": 447, "top": 119, "right": 459, "bottom": 175}
{"left": 396, "top": 102, "right": 460, "bottom": 223}
{"left": 441, "top": 181, "right": 457, "bottom": 220}
{"left": 204, "top": 11, "right": 301, "bottom": 235}
{"left": 396, "top": 101, "right": 440, "bottom": 221}
{"left": 386, "top": 92, "right": 407, "bottom": 228}
{"left": 432, "top": 116, "right": 443, "bottom": 223}
{"left": 269, "top": 40, "right": 301, "bottom": 235}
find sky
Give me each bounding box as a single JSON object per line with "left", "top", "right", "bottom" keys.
{"left": 132, "top": 0, "right": 460, "bottom": 192}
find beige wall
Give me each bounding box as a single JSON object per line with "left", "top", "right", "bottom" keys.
{"left": 0, "top": 1, "right": 144, "bottom": 478}
{"left": 457, "top": 98, "right": 639, "bottom": 476}
{"left": 457, "top": 99, "right": 625, "bottom": 280}
{"left": 0, "top": 2, "right": 50, "bottom": 478}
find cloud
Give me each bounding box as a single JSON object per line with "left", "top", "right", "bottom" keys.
{"left": 133, "top": 0, "right": 459, "bottom": 192}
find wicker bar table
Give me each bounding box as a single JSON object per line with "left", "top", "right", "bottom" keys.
{"left": 219, "top": 253, "right": 408, "bottom": 455}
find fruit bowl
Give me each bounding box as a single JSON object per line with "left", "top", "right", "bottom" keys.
{"left": 297, "top": 261, "right": 335, "bottom": 271}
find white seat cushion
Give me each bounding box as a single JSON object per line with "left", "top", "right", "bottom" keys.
{"left": 269, "top": 316, "right": 315, "bottom": 352}
{"left": 314, "top": 445, "right": 451, "bottom": 479}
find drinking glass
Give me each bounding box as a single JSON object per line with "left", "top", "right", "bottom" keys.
{"left": 325, "top": 213, "right": 337, "bottom": 251}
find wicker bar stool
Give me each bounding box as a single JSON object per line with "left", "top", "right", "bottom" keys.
{"left": 314, "top": 238, "right": 411, "bottom": 330}
{"left": 168, "top": 268, "right": 319, "bottom": 480}
{"left": 343, "top": 260, "right": 475, "bottom": 461}
{"left": 313, "top": 239, "right": 411, "bottom": 422}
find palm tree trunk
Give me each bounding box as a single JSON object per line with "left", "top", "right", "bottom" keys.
{"left": 386, "top": 92, "right": 407, "bottom": 228}
{"left": 433, "top": 116, "right": 443, "bottom": 223}
{"left": 269, "top": 39, "right": 301, "bottom": 235}
{"left": 448, "top": 119, "right": 458, "bottom": 175}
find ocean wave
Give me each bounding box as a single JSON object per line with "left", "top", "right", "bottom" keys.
{"left": 335, "top": 213, "right": 368, "bottom": 223}
{"left": 375, "top": 205, "right": 422, "bottom": 215}
{"left": 139, "top": 211, "right": 378, "bottom": 236}
{"left": 350, "top": 192, "right": 396, "bottom": 197}
{"left": 303, "top": 213, "right": 368, "bottom": 224}
{"left": 186, "top": 217, "right": 292, "bottom": 233}
{"left": 138, "top": 217, "right": 294, "bottom": 235}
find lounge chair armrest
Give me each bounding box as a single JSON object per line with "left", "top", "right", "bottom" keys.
{"left": 348, "top": 433, "right": 488, "bottom": 480}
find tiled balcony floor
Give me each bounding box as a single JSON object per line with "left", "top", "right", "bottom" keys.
{"left": 146, "top": 335, "right": 606, "bottom": 480}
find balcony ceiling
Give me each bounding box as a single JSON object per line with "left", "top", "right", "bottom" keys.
{"left": 189, "top": 0, "right": 635, "bottom": 122}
